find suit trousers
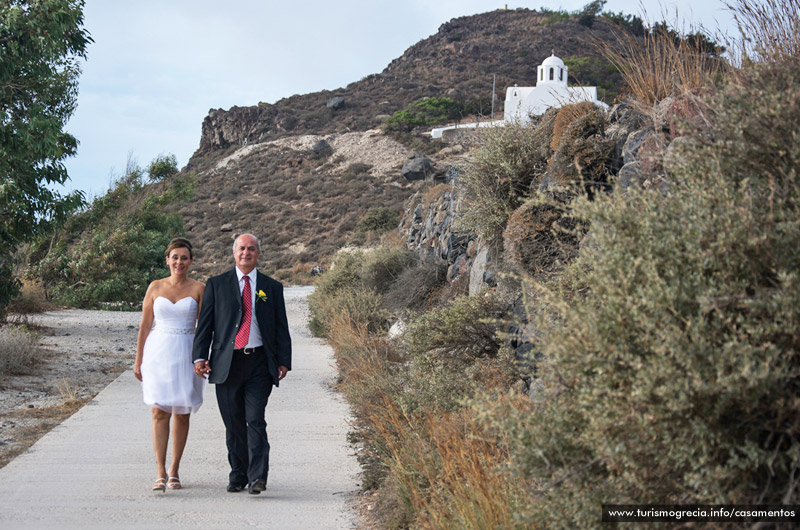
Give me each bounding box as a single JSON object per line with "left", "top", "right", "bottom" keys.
{"left": 215, "top": 348, "right": 273, "bottom": 485}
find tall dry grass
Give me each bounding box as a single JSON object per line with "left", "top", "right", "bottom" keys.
{"left": 727, "top": 0, "right": 800, "bottom": 64}
{"left": 326, "top": 300, "right": 528, "bottom": 529}
{"left": 363, "top": 397, "right": 526, "bottom": 530}
{"left": 598, "top": 21, "right": 725, "bottom": 105}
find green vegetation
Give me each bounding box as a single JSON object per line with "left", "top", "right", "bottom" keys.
{"left": 309, "top": 244, "right": 519, "bottom": 528}
{"left": 28, "top": 157, "right": 194, "bottom": 310}
{"left": 455, "top": 110, "right": 556, "bottom": 253}
{"left": 0, "top": 0, "right": 91, "bottom": 318}
{"left": 357, "top": 207, "right": 400, "bottom": 235}
{"left": 146, "top": 153, "right": 179, "bottom": 182}
{"left": 384, "top": 97, "right": 462, "bottom": 132}
{"left": 562, "top": 55, "right": 620, "bottom": 101}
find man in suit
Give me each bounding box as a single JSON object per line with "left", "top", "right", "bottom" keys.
{"left": 192, "top": 233, "right": 291, "bottom": 494}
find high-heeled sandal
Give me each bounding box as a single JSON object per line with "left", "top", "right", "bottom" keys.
{"left": 167, "top": 476, "right": 182, "bottom": 490}
{"left": 152, "top": 477, "right": 167, "bottom": 492}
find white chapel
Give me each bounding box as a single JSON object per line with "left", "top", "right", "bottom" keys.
{"left": 431, "top": 53, "right": 606, "bottom": 138}
{"left": 503, "top": 53, "right": 604, "bottom": 125}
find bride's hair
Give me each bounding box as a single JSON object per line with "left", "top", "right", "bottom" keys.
{"left": 165, "top": 238, "right": 193, "bottom": 259}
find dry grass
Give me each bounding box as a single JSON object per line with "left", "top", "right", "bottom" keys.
{"left": 6, "top": 279, "right": 52, "bottom": 324}
{"left": 0, "top": 325, "right": 43, "bottom": 377}
{"left": 327, "top": 301, "right": 525, "bottom": 529}
{"left": 598, "top": 20, "right": 725, "bottom": 105}
{"left": 55, "top": 377, "right": 84, "bottom": 407}
{"left": 726, "top": 0, "right": 800, "bottom": 65}
{"left": 364, "top": 402, "right": 524, "bottom": 530}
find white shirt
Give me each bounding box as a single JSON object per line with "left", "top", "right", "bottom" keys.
{"left": 235, "top": 267, "right": 264, "bottom": 348}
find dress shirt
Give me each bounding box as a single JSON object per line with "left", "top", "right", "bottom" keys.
{"left": 235, "top": 267, "right": 264, "bottom": 348}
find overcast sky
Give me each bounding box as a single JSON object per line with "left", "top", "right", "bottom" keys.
{"left": 61, "top": 0, "right": 736, "bottom": 197}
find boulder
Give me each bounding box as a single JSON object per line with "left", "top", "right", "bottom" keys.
{"left": 622, "top": 127, "right": 653, "bottom": 165}
{"left": 326, "top": 96, "right": 346, "bottom": 110}
{"left": 469, "top": 247, "right": 493, "bottom": 295}
{"left": 401, "top": 157, "right": 432, "bottom": 181}
{"left": 311, "top": 139, "right": 331, "bottom": 155}
{"left": 220, "top": 223, "right": 233, "bottom": 232}
{"left": 609, "top": 100, "right": 649, "bottom": 131}
{"left": 616, "top": 161, "right": 645, "bottom": 193}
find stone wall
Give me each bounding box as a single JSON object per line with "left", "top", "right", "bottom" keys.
{"left": 400, "top": 185, "right": 495, "bottom": 295}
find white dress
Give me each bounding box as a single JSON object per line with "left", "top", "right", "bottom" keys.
{"left": 141, "top": 296, "right": 204, "bottom": 414}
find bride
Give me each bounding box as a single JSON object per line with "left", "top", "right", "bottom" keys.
{"left": 134, "top": 238, "right": 205, "bottom": 492}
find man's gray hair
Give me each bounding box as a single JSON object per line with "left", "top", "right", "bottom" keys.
{"left": 232, "top": 233, "right": 261, "bottom": 252}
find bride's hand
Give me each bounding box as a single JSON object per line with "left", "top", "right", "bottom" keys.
{"left": 133, "top": 363, "right": 142, "bottom": 382}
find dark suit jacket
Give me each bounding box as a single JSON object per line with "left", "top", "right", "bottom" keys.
{"left": 192, "top": 268, "right": 292, "bottom": 386}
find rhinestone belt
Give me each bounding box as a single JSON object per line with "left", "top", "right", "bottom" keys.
{"left": 152, "top": 322, "right": 195, "bottom": 335}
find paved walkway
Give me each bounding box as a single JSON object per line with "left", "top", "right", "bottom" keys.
{"left": 0, "top": 286, "right": 360, "bottom": 530}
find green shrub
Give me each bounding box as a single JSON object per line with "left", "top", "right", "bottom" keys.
{"left": 358, "top": 207, "right": 400, "bottom": 235}
{"left": 405, "top": 293, "right": 508, "bottom": 361}
{"left": 500, "top": 58, "right": 800, "bottom": 526}
{"left": 147, "top": 153, "right": 178, "bottom": 181}
{"left": 309, "top": 287, "right": 388, "bottom": 337}
{"left": 28, "top": 159, "right": 194, "bottom": 309}
{"left": 384, "top": 97, "right": 462, "bottom": 132}
{"left": 455, "top": 111, "right": 557, "bottom": 253}
{"left": 309, "top": 246, "right": 415, "bottom": 335}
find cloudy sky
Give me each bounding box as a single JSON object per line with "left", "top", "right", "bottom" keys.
{"left": 61, "top": 0, "right": 737, "bottom": 197}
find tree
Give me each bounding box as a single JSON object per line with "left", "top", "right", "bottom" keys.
{"left": 0, "top": 0, "right": 91, "bottom": 315}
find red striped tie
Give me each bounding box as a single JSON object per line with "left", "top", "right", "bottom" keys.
{"left": 235, "top": 276, "right": 251, "bottom": 349}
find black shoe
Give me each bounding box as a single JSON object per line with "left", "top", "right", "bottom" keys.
{"left": 227, "top": 482, "right": 246, "bottom": 493}
{"left": 248, "top": 479, "right": 266, "bottom": 495}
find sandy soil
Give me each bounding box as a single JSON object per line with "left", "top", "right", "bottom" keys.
{"left": 0, "top": 309, "right": 141, "bottom": 467}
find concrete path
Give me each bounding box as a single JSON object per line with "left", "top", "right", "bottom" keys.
{"left": 0, "top": 286, "right": 361, "bottom": 530}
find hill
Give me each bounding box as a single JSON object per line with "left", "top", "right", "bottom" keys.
{"left": 178, "top": 8, "right": 626, "bottom": 281}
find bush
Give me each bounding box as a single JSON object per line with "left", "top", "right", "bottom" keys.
{"left": 503, "top": 194, "right": 581, "bottom": 279}
{"left": 383, "top": 258, "right": 447, "bottom": 313}
{"left": 0, "top": 325, "right": 43, "bottom": 376}
{"left": 309, "top": 245, "right": 415, "bottom": 335}
{"left": 405, "top": 293, "right": 508, "bottom": 362}
{"left": 384, "top": 97, "right": 462, "bottom": 132}
{"left": 500, "top": 57, "right": 800, "bottom": 525}
{"left": 456, "top": 111, "right": 556, "bottom": 253}
{"left": 546, "top": 104, "right": 614, "bottom": 192}
{"left": 28, "top": 159, "right": 194, "bottom": 309}
{"left": 308, "top": 287, "right": 388, "bottom": 337}
{"left": 147, "top": 153, "right": 178, "bottom": 182}
{"left": 357, "top": 207, "right": 400, "bottom": 235}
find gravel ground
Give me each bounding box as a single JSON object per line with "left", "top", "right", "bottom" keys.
{"left": 0, "top": 309, "right": 141, "bottom": 465}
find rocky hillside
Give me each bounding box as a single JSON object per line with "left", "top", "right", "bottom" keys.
{"left": 178, "top": 9, "right": 627, "bottom": 281}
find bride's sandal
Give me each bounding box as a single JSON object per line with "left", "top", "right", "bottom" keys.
{"left": 152, "top": 477, "right": 167, "bottom": 492}
{"left": 167, "top": 477, "right": 182, "bottom": 490}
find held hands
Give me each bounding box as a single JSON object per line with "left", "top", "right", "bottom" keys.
{"left": 194, "top": 360, "right": 211, "bottom": 379}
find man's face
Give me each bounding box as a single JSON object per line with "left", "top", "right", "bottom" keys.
{"left": 233, "top": 235, "right": 260, "bottom": 273}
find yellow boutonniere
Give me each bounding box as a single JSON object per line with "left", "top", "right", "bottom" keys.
{"left": 256, "top": 289, "right": 268, "bottom": 302}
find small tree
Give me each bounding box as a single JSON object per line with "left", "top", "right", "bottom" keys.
{"left": 147, "top": 153, "right": 179, "bottom": 182}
